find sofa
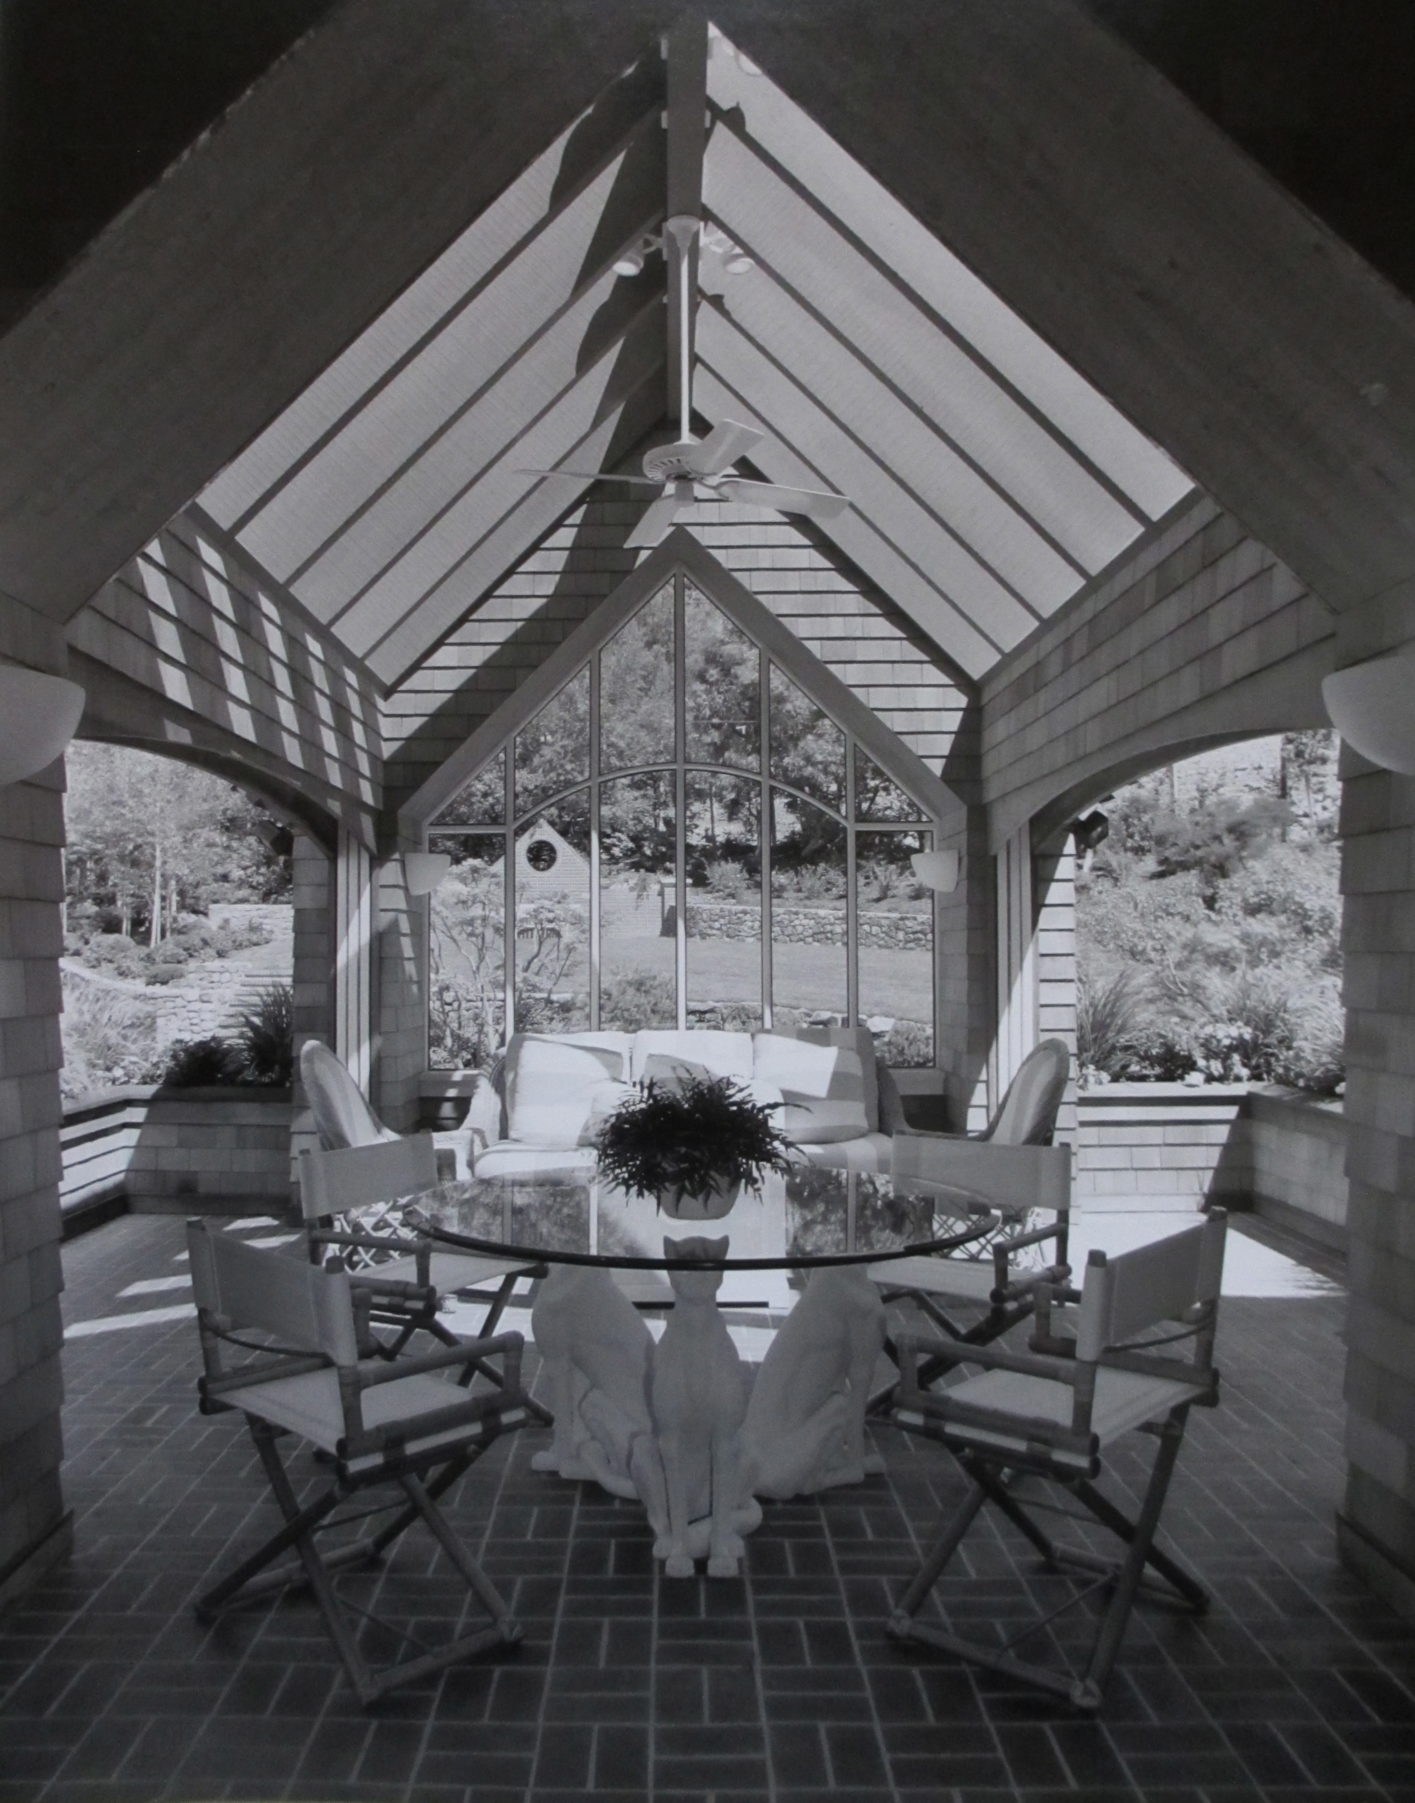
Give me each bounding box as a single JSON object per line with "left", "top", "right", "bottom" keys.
{"left": 460, "top": 1024, "right": 908, "bottom": 1181}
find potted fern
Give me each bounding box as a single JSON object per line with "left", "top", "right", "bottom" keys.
{"left": 593, "top": 1072, "right": 797, "bottom": 1219}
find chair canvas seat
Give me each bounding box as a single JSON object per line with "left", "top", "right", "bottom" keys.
{"left": 227, "top": 1366, "right": 520, "bottom": 1471}
{"left": 918, "top": 1365, "right": 1210, "bottom": 1469}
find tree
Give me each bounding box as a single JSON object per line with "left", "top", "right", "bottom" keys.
{"left": 64, "top": 744, "right": 288, "bottom": 941}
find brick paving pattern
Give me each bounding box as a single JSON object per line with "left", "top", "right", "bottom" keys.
{"left": 1, "top": 1213, "right": 1412, "bottom": 1803}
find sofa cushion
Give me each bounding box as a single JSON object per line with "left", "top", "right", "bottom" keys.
{"left": 504, "top": 1032, "right": 632, "bottom": 1147}
{"left": 789, "top": 1024, "right": 880, "bottom": 1133}
{"left": 752, "top": 1031, "right": 871, "bottom": 1144}
{"left": 575, "top": 1077, "right": 637, "bottom": 1146}
{"left": 630, "top": 1029, "right": 754, "bottom": 1084}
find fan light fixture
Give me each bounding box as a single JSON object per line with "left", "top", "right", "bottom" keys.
{"left": 910, "top": 848, "right": 961, "bottom": 893}
{"left": 1322, "top": 646, "right": 1415, "bottom": 774}
{"left": 403, "top": 851, "right": 451, "bottom": 896}
{"left": 0, "top": 663, "right": 85, "bottom": 788}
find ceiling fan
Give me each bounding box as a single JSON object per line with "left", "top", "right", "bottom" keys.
{"left": 522, "top": 214, "right": 850, "bottom": 549}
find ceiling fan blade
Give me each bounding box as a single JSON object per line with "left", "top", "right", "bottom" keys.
{"left": 625, "top": 488, "right": 689, "bottom": 549}
{"left": 680, "top": 419, "right": 765, "bottom": 477}
{"left": 518, "top": 466, "right": 662, "bottom": 487}
{"left": 718, "top": 478, "right": 850, "bottom": 521}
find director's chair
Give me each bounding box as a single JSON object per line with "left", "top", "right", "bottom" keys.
{"left": 888, "top": 1210, "right": 1226, "bottom": 1710}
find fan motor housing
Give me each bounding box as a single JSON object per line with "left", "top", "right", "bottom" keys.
{"left": 642, "top": 440, "right": 717, "bottom": 483}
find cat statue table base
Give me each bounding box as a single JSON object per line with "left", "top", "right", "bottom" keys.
{"left": 529, "top": 1238, "right": 885, "bottom": 1575}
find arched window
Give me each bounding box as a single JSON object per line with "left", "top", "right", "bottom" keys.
{"left": 422, "top": 566, "right": 942, "bottom": 1071}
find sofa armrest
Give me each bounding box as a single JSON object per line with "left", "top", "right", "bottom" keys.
{"left": 892, "top": 1133, "right": 1071, "bottom": 1221}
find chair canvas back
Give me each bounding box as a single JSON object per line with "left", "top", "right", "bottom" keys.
{"left": 986, "top": 1038, "right": 1069, "bottom": 1145}
{"left": 1074, "top": 1213, "right": 1227, "bottom": 1365}
{"left": 187, "top": 1218, "right": 360, "bottom": 1367}
{"left": 297, "top": 1133, "right": 440, "bottom": 1227}
{"left": 301, "top": 1039, "right": 398, "bottom": 1152}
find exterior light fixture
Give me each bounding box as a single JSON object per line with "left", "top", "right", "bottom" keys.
{"left": 1072, "top": 810, "right": 1110, "bottom": 853}
{"left": 910, "top": 848, "right": 961, "bottom": 893}
{"left": 403, "top": 851, "right": 451, "bottom": 896}
{"left": 1322, "top": 647, "right": 1415, "bottom": 773}
{"left": 0, "top": 663, "right": 85, "bottom": 788}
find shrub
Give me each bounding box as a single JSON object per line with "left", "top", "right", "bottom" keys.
{"left": 875, "top": 1017, "right": 933, "bottom": 1068}
{"left": 600, "top": 970, "right": 678, "bottom": 1030}
{"left": 163, "top": 1036, "right": 245, "bottom": 1086}
{"left": 238, "top": 984, "right": 294, "bottom": 1085}
{"left": 1076, "top": 969, "right": 1144, "bottom": 1079}
{"left": 59, "top": 973, "right": 165, "bottom": 1099}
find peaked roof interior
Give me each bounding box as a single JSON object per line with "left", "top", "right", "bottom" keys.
{"left": 190, "top": 18, "right": 1193, "bottom": 693}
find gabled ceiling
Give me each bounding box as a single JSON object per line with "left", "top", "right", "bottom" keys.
{"left": 191, "top": 16, "right": 1192, "bottom": 691}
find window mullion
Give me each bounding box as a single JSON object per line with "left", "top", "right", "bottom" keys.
{"left": 845, "top": 742, "right": 859, "bottom": 1029}
{"left": 589, "top": 654, "right": 601, "bottom": 1031}
{"left": 673, "top": 571, "right": 688, "bottom": 1030}
{"left": 760, "top": 649, "right": 773, "bottom": 1030}
{"left": 503, "top": 746, "right": 515, "bottom": 1040}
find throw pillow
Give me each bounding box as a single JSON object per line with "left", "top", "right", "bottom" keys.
{"left": 751, "top": 1031, "right": 870, "bottom": 1144}
{"left": 505, "top": 1033, "right": 631, "bottom": 1148}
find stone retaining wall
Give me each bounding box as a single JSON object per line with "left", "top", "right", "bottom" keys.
{"left": 681, "top": 898, "right": 930, "bottom": 949}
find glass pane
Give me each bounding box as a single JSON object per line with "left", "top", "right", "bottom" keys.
{"left": 428, "top": 833, "right": 505, "bottom": 1069}
{"left": 601, "top": 584, "right": 676, "bottom": 773}
{"left": 854, "top": 747, "right": 925, "bottom": 822}
{"left": 512, "top": 803, "right": 590, "bottom": 1034}
{"left": 431, "top": 749, "right": 505, "bottom": 827}
{"left": 857, "top": 829, "right": 934, "bottom": 1067}
{"left": 516, "top": 666, "right": 589, "bottom": 823}
{"left": 685, "top": 582, "right": 760, "bottom": 770}
{"left": 769, "top": 663, "right": 845, "bottom": 812}
{"left": 686, "top": 772, "right": 761, "bottom": 1028}
{"left": 770, "top": 788, "right": 846, "bottom": 1032}
{"left": 600, "top": 772, "right": 677, "bottom": 1028}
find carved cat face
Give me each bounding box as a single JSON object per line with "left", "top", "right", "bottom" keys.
{"left": 662, "top": 1235, "right": 728, "bottom": 1301}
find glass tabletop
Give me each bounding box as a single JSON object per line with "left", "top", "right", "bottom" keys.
{"left": 413, "top": 1164, "right": 995, "bottom": 1272}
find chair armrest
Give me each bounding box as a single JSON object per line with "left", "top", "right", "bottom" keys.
{"left": 354, "top": 1330, "right": 525, "bottom": 1389}
{"left": 895, "top": 1328, "right": 1078, "bottom": 1394}
{"left": 463, "top": 1071, "right": 504, "bottom": 1149}
{"left": 894, "top": 1135, "right": 1071, "bottom": 1218}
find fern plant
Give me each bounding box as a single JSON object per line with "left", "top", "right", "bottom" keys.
{"left": 594, "top": 1073, "right": 795, "bottom": 1207}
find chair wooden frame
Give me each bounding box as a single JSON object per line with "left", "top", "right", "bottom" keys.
{"left": 298, "top": 1135, "right": 552, "bottom": 1423}
{"left": 887, "top": 1211, "right": 1226, "bottom": 1711}
{"left": 187, "top": 1219, "right": 531, "bottom": 1705}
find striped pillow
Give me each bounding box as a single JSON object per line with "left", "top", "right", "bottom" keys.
{"left": 505, "top": 1033, "right": 631, "bottom": 1148}
{"left": 751, "top": 1032, "right": 870, "bottom": 1144}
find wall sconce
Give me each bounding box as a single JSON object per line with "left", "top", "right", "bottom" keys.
{"left": 403, "top": 851, "right": 451, "bottom": 896}
{"left": 910, "top": 847, "right": 961, "bottom": 893}
{"left": 1322, "top": 647, "right": 1415, "bottom": 773}
{"left": 0, "top": 663, "right": 85, "bottom": 788}
{"left": 1072, "top": 809, "right": 1110, "bottom": 853}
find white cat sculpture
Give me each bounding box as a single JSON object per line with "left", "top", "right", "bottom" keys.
{"left": 529, "top": 1263, "right": 669, "bottom": 1534}
{"left": 741, "top": 1263, "right": 886, "bottom": 1499}
{"left": 649, "top": 1237, "right": 761, "bottom": 1577}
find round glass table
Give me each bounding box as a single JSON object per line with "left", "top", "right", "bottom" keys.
{"left": 408, "top": 1165, "right": 995, "bottom": 1577}
{"left": 414, "top": 1162, "right": 994, "bottom": 1298}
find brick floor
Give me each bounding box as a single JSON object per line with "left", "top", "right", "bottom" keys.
{"left": 1, "top": 1212, "right": 1413, "bottom": 1803}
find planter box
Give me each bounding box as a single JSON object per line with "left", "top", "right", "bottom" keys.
{"left": 1074, "top": 1080, "right": 1347, "bottom": 1249}
{"left": 1075, "top": 1083, "right": 1252, "bottom": 1211}
{"left": 1248, "top": 1085, "right": 1347, "bottom": 1250}
{"left": 118, "top": 1084, "right": 294, "bottom": 1215}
